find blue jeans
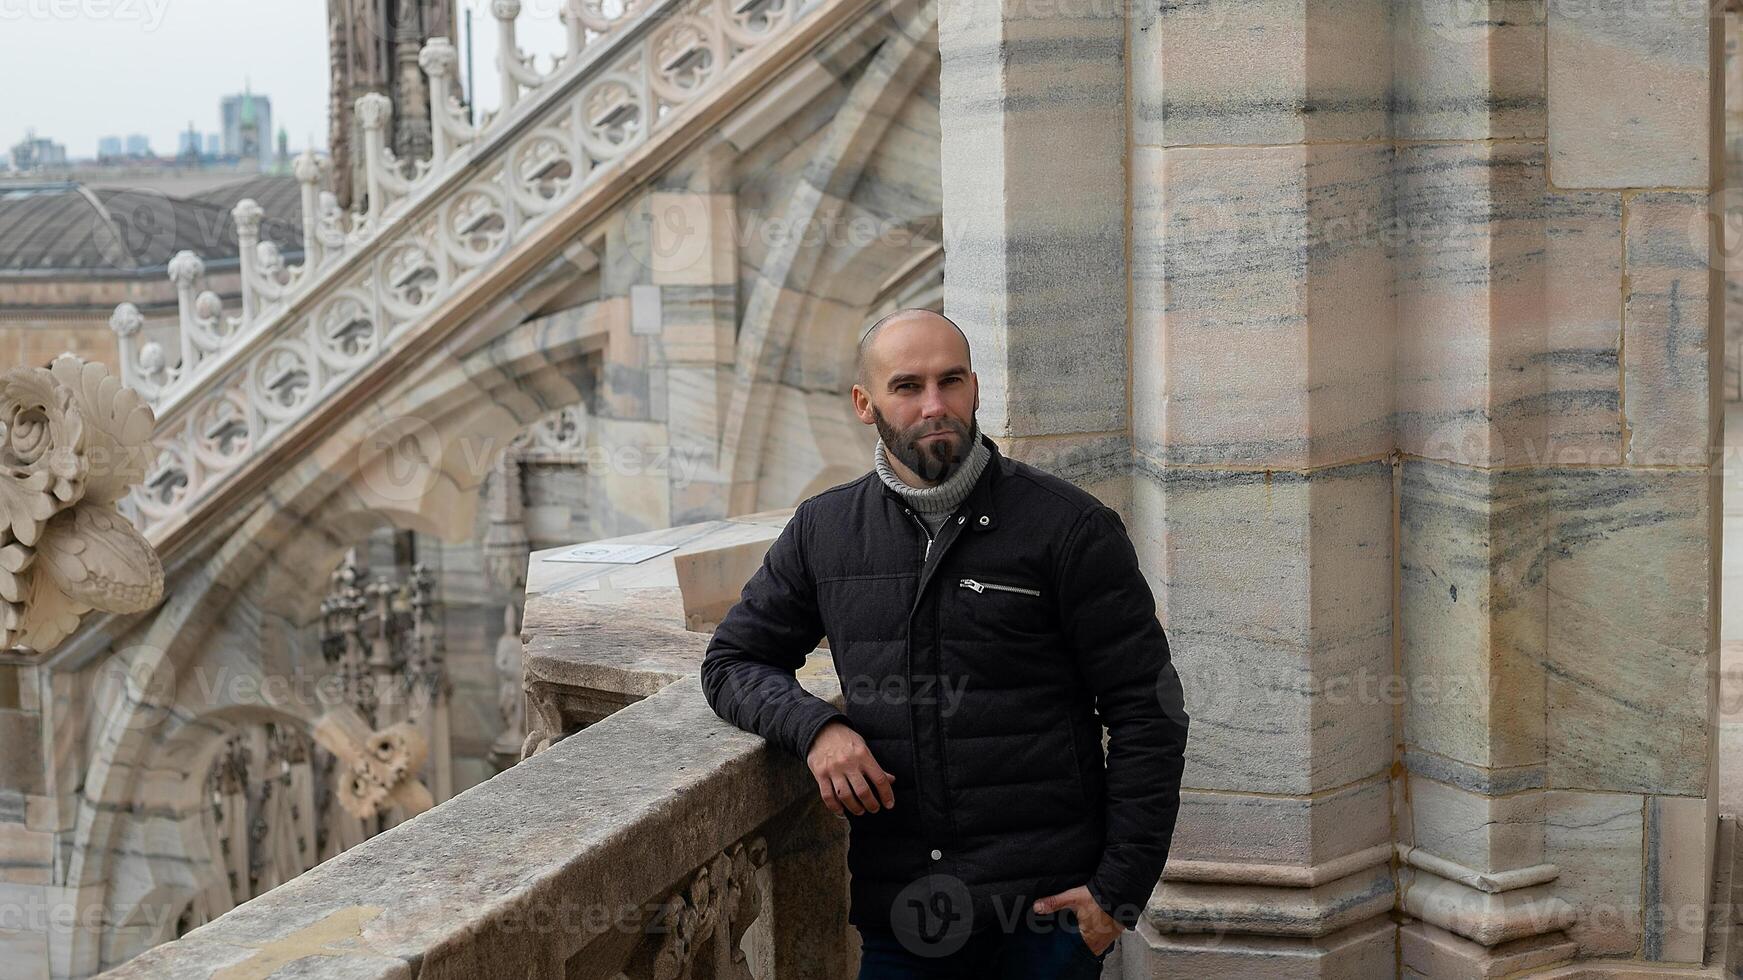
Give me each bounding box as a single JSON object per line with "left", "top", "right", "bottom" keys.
{"left": 856, "top": 909, "right": 1112, "bottom": 979}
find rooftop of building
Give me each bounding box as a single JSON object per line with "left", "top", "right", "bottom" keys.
{"left": 0, "top": 175, "right": 302, "bottom": 276}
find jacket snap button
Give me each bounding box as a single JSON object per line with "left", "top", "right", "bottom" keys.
{"left": 957, "top": 516, "right": 965, "bottom": 524}
{"left": 930, "top": 849, "right": 942, "bottom": 860}
{"left": 978, "top": 515, "right": 990, "bottom": 526}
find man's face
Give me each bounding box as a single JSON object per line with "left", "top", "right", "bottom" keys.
{"left": 855, "top": 319, "right": 979, "bottom": 484}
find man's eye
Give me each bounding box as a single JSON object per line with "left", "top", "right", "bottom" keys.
{"left": 897, "top": 383, "right": 917, "bottom": 391}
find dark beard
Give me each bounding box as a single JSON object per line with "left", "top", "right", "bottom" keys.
{"left": 873, "top": 406, "right": 975, "bottom": 484}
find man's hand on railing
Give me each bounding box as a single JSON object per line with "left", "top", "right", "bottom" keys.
{"left": 806, "top": 720, "right": 895, "bottom": 817}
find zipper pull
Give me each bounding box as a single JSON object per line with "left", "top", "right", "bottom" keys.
{"left": 960, "top": 578, "right": 984, "bottom": 593}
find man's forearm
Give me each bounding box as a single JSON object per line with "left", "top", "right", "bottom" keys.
{"left": 1086, "top": 675, "right": 1188, "bottom": 929}
{"left": 701, "top": 648, "right": 846, "bottom": 758}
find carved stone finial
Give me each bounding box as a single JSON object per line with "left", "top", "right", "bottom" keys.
{"left": 355, "top": 93, "right": 394, "bottom": 131}
{"left": 167, "top": 250, "right": 204, "bottom": 287}
{"left": 194, "top": 291, "right": 224, "bottom": 323}
{"left": 231, "top": 198, "right": 264, "bottom": 237}
{"left": 0, "top": 355, "right": 162, "bottom": 652}
{"left": 109, "top": 303, "right": 144, "bottom": 338}
{"left": 293, "top": 148, "right": 323, "bottom": 184}
{"left": 491, "top": 0, "right": 521, "bottom": 19}
{"left": 419, "top": 36, "right": 456, "bottom": 77}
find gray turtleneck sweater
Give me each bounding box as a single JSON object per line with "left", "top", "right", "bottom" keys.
{"left": 874, "top": 425, "right": 990, "bottom": 557}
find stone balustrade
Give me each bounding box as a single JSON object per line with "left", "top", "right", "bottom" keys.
{"left": 98, "top": 511, "right": 857, "bottom": 979}
{"left": 106, "top": 0, "right": 872, "bottom": 546}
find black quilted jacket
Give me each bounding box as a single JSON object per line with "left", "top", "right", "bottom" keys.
{"left": 700, "top": 432, "right": 1188, "bottom": 936}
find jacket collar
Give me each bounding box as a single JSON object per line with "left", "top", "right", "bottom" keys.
{"left": 876, "top": 430, "right": 1001, "bottom": 533}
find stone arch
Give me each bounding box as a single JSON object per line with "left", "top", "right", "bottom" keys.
{"left": 717, "top": 7, "right": 942, "bottom": 512}
{"left": 64, "top": 303, "right": 612, "bottom": 974}
{"left": 95, "top": 702, "right": 321, "bottom": 969}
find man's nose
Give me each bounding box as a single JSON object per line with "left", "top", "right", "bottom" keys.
{"left": 920, "top": 383, "right": 950, "bottom": 419}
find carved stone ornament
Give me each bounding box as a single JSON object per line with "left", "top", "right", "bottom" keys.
{"left": 311, "top": 704, "right": 436, "bottom": 820}
{"left": 0, "top": 355, "right": 163, "bottom": 652}
{"left": 625, "top": 837, "right": 768, "bottom": 980}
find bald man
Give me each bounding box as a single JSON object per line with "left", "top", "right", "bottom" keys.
{"left": 702, "top": 309, "right": 1188, "bottom": 978}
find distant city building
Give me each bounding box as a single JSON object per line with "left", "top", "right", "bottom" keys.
{"left": 97, "top": 136, "right": 123, "bottom": 160}
{"left": 177, "top": 122, "right": 202, "bottom": 160}
{"left": 220, "top": 86, "right": 272, "bottom": 170}
{"left": 206, "top": 133, "right": 221, "bottom": 157}
{"left": 124, "top": 134, "right": 151, "bottom": 157}
{"left": 9, "top": 132, "right": 67, "bottom": 172}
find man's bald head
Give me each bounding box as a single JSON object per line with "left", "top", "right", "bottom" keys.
{"left": 854, "top": 308, "right": 972, "bottom": 391}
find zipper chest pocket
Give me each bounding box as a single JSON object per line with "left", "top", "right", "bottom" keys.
{"left": 959, "top": 578, "right": 1042, "bottom": 598}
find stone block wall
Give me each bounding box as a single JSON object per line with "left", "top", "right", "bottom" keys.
{"left": 943, "top": 0, "right": 1727, "bottom": 974}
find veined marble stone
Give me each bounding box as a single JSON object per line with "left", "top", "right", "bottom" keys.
{"left": 1390, "top": 0, "right": 1546, "bottom": 142}
{"left": 1548, "top": 0, "right": 1713, "bottom": 188}
{"left": 1545, "top": 467, "right": 1711, "bottom": 797}
{"left": 1134, "top": 0, "right": 1392, "bottom": 148}
{"left": 1623, "top": 191, "right": 1713, "bottom": 468}
{"left": 1141, "top": 460, "right": 1393, "bottom": 797}
{"left": 1545, "top": 790, "right": 1644, "bottom": 957}
{"left": 1142, "top": 143, "right": 1394, "bottom": 468}
{"left": 1399, "top": 460, "right": 1548, "bottom": 771}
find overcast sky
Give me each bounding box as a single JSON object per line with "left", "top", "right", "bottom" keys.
{"left": 0, "top": 0, "right": 570, "bottom": 159}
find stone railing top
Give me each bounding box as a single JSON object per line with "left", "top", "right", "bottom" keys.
{"left": 519, "top": 510, "right": 805, "bottom": 746}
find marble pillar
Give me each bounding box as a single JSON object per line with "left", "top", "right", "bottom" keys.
{"left": 937, "top": 0, "right": 1130, "bottom": 502}
{"left": 1127, "top": 1, "right": 1399, "bottom": 975}
{"left": 1390, "top": 4, "right": 1579, "bottom": 971}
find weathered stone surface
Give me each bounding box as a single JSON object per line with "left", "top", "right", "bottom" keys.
{"left": 1140, "top": 462, "right": 1393, "bottom": 797}
{"left": 1391, "top": 0, "right": 1546, "bottom": 141}
{"left": 1642, "top": 794, "right": 1708, "bottom": 962}
{"left": 1405, "top": 776, "right": 1545, "bottom": 877}
{"left": 1399, "top": 461, "right": 1547, "bottom": 771}
{"left": 1399, "top": 921, "right": 1575, "bottom": 979}
{"left": 939, "top": 0, "right": 1128, "bottom": 439}
{"left": 1393, "top": 143, "right": 1547, "bottom": 468}
{"left": 102, "top": 675, "right": 845, "bottom": 980}
{"left": 1167, "top": 779, "right": 1391, "bottom": 879}
{"left": 1722, "top": 642, "right": 1743, "bottom": 817}
{"left": 1545, "top": 790, "right": 1644, "bottom": 957}
{"left": 1137, "top": 915, "right": 1396, "bottom": 979}
{"left": 1134, "top": 0, "right": 1392, "bottom": 147}
{"left": 1544, "top": 468, "right": 1711, "bottom": 797}
{"left": 1542, "top": 189, "right": 1624, "bottom": 466}
{"left": 1623, "top": 192, "right": 1713, "bottom": 468}
{"left": 1547, "top": 0, "right": 1712, "bottom": 188}
{"left": 1139, "top": 143, "right": 1393, "bottom": 468}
